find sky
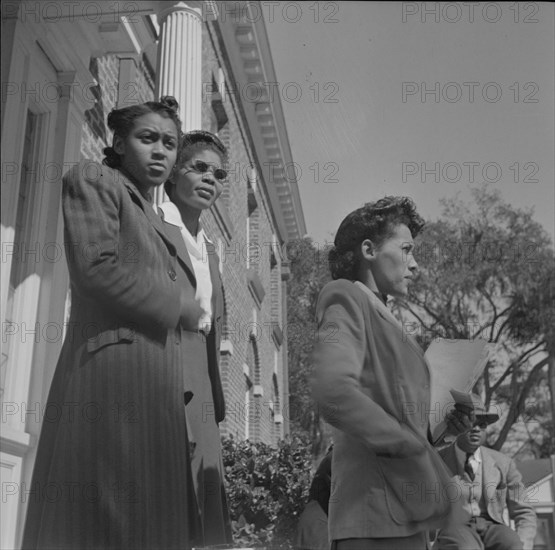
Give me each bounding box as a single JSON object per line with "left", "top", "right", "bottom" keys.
{"left": 262, "top": 1, "right": 555, "bottom": 246}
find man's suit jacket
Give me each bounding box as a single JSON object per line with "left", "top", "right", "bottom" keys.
{"left": 311, "top": 279, "right": 463, "bottom": 540}
{"left": 160, "top": 208, "right": 226, "bottom": 423}
{"left": 439, "top": 444, "right": 537, "bottom": 548}
{"left": 23, "top": 161, "right": 201, "bottom": 550}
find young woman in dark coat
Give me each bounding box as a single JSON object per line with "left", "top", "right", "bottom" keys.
{"left": 22, "top": 97, "right": 202, "bottom": 550}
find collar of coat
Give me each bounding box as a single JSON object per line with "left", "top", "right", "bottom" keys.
{"left": 113, "top": 167, "right": 179, "bottom": 258}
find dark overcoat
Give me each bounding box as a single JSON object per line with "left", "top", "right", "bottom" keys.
{"left": 22, "top": 161, "right": 202, "bottom": 550}
{"left": 160, "top": 217, "right": 226, "bottom": 424}
{"left": 160, "top": 208, "right": 230, "bottom": 547}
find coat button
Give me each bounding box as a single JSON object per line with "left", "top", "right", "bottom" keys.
{"left": 168, "top": 269, "right": 177, "bottom": 281}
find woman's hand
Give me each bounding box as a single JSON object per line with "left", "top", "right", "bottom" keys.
{"left": 445, "top": 403, "right": 475, "bottom": 436}
{"left": 179, "top": 291, "right": 203, "bottom": 330}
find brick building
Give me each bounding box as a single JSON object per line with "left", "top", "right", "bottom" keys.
{"left": 0, "top": 1, "right": 306, "bottom": 547}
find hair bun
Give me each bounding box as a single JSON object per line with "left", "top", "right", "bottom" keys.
{"left": 159, "top": 96, "right": 179, "bottom": 113}
{"left": 106, "top": 110, "right": 119, "bottom": 132}
{"left": 102, "top": 146, "right": 120, "bottom": 168}
{"left": 328, "top": 247, "right": 356, "bottom": 281}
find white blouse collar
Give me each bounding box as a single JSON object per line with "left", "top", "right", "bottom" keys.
{"left": 159, "top": 201, "right": 213, "bottom": 245}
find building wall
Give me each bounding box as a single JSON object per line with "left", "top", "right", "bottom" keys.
{"left": 200, "top": 22, "right": 285, "bottom": 443}
{"left": 81, "top": 54, "right": 156, "bottom": 160}
{"left": 1, "top": 5, "right": 295, "bottom": 546}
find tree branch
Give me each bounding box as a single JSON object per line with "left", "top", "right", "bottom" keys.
{"left": 491, "top": 356, "right": 549, "bottom": 450}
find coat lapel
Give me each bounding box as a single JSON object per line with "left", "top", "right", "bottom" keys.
{"left": 206, "top": 242, "right": 223, "bottom": 324}
{"left": 204, "top": 241, "right": 226, "bottom": 423}
{"left": 160, "top": 219, "right": 196, "bottom": 282}
{"left": 119, "top": 175, "right": 178, "bottom": 256}
{"left": 481, "top": 448, "right": 500, "bottom": 483}
{"left": 154, "top": 201, "right": 196, "bottom": 281}
{"left": 354, "top": 281, "right": 425, "bottom": 358}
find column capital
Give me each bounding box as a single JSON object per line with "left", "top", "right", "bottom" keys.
{"left": 156, "top": 1, "right": 218, "bottom": 24}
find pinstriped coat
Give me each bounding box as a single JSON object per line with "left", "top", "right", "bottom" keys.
{"left": 22, "top": 161, "right": 202, "bottom": 550}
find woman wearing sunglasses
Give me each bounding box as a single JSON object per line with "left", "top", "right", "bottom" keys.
{"left": 160, "top": 130, "right": 231, "bottom": 547}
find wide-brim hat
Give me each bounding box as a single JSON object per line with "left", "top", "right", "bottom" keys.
{"left": 470, "top": 393, "right": 499, "bottom": 425}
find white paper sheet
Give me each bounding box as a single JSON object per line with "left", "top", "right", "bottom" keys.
{"left": 424, "top": 338, "right": 491, "bottom": 443}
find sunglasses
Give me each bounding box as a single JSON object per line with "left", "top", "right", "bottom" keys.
{"left": 185, "top": 160, "right": 227, "bottom": 181}
{"left": 474, "top": 420, "right": 489, "bottom": 429}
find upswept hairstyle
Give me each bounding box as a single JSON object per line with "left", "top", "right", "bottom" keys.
{"left": 165, "top": 130, "right": 228, "bottom": 198}
{"left": 102, "top": 96, "right": 182, "bottom": 168}
{"left": 328, "top": 196, "right": 425, "bottom": 280}
{"left": 176, "top": 129, "right": 228, "bottom": 166}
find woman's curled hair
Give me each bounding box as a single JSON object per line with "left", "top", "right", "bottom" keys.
{"left": 103, "top": 96, "right": 182, "bottom": 168}
{"left": 328, "top": 196, "right": 425, "bottom": 280}
{"left": 176, "top": 129, "right": 228, "bottom": 167}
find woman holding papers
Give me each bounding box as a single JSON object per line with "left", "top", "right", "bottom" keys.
{"left": 311, "top": 196, "right": 470, "bottom": 549}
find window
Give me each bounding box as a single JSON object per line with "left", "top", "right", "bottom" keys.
{"left": 272, "top": 372, "right": 282, "bottom": 443}
{"left": 245, "top": 336, "right": 261, "bottom": 441}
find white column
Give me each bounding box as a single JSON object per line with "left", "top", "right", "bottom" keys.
{"left": 156, "top": 1, "right": 217, "bottom": 132}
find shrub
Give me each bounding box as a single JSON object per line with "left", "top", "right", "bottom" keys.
{"left": 221, "top": 434, "right": 313, "bottom": 549}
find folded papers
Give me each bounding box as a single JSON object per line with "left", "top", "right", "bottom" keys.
{"left": 424, "top": 338, "right": 491, "bottom": 443}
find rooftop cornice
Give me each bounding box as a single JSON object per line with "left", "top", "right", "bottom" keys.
{"left": 212, "top": 1, "right": 306, "bottom": 242}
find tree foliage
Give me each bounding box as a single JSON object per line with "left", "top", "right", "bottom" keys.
{"left": 398, "top": 186, "right": 554, "bottom": 455}
{"left": 285, "top": 238, "right": 331, "bottom": 456}
{"left": 284, "top": 189, "right": 554, "bottom": 457}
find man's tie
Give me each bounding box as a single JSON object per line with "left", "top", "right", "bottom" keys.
{"left": 465, "top": 453, "right": 475, "bottom": 481}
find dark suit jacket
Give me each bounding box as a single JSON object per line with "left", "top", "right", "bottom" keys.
{"left": 160, "top": 208, "right": 226, "bottom": 423}
{"left": 439, "top": 444, "right": 537, "bottom": 548}
{"left": 311, "top": 279, "right": 463, "bottom": 540}
{"left": 23, "top": 161, "right": 200, "bottom": 550}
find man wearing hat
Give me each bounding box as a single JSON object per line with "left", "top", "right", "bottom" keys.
{"left": 435, "top": 394, "right": 537, "bottom": 550}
